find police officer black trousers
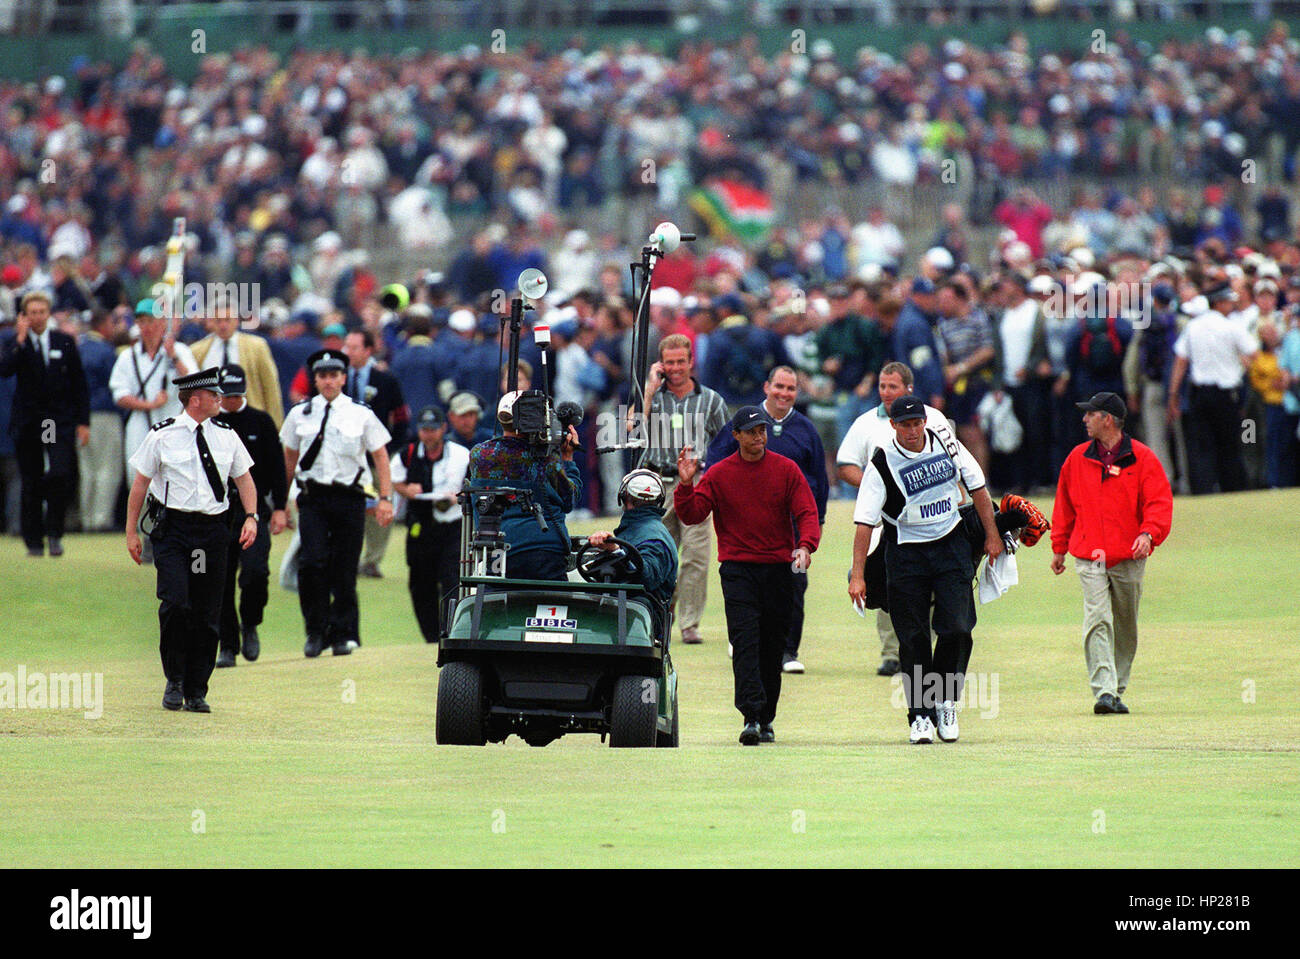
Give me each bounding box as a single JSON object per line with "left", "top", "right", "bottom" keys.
{"left": 720, "top": 560, "right": 795, "bottom": 724}
{"left": 407, "top": 518, "right": 462, "bottom": 643}
{"left": 1186, "top": 384, "right": 1246, "bottom": 495}
{"left": 152, "top": 510, "right": 230, "bottom": 701}
{"left": 886, "top": 525, "right": 976, "bottom": 725}
{"left": 219, "top": 508, "right": 271, "bottom": 654}
{"left": 297, "top": 483, "right": 366, "bottom": 646}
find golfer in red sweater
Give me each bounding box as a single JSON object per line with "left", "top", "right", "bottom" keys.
{"left": 675, "top": 406, "right": 821, "bottom": 745}
{"left": 1051, "top": 391, "right": 1173, "bottom": 715}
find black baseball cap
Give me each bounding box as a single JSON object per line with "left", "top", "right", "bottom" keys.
{"left": 416, "top": 406, "right": 446, "bottom": 430}
{"left": 1076, "top": 391, "right": 1126, "bottom": 420}
{"left": 889, "top": 395, "right": 926, "bottom": 422}
{"left": 1204, "top": 281, "right": 1237, "bottom": 304}
{"left": 218, "top": 364, "right": 247, "bottom": 396}
{"left": 730, "top": 405, "right": 769, "bottom": 432}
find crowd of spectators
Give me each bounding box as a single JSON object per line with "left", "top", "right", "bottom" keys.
{"left": 5, "top": 27, "right": 1300, "bottom": 533}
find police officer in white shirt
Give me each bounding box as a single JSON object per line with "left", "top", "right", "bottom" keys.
{"left": 1166, "top": 281, "right": 1259, "bottom": 494}
{"left": 125, "top": 367, "right": 259, "bottom": 713}
{"left": 836, "top": 361, "right": 950, "bottom": 677}
{"left": 848, "top": 395, "right": 1003, "bottom": 745}
{"left": 280, "top": 348, "right": 394, "bottom": 658}
{"left": 392, "top": 406, "right": 471, "bottom": 643}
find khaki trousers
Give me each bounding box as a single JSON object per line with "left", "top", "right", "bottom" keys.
{"left": 660, "top": 474, "right": 711, "bottom": 634}
{"left": 362, "top": 511, "right": 394, "bottom": 569}
{"left": 875, "top": 609, "right": 901, "bottom": 661}
{"left": 1077, "top": 556, "right": 1145, "bottom": 700}
{"left": 78, "top": 410, "right": 123, "bottom": 530}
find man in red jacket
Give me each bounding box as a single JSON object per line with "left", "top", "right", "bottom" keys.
{"left": 675, "top": 406, "right": 821, "bottom": 745}
{"left": 1051, "top": 391, "right": 1173, "bottom": 715}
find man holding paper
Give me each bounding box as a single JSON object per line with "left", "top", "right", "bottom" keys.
{"left": 393, "top": 406, "right": 471, "bottom": 643}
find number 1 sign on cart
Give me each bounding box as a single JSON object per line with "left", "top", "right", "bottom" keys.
{"left": 526, "top": 604, "right": 577, "bottom": 629}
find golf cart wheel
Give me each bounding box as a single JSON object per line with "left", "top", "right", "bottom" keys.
{"left": 436, "top": 662, "right": 487, "bottom": 746}
{"left": 610, "top": 675, "right": 658, "bottom": 748}
{"left": 656, "top": 694, "right": 679, "bottom": 748}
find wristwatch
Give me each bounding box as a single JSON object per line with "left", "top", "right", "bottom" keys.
{"left": 378, "top": 495, "right": 393, "bottom": 503}
{"left": 244, "top": 513, "right": 258, "bottom": 522}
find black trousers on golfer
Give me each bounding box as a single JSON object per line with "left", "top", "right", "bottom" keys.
{"left": 720, "top": 560, "right": 795, "bottom": 725}
{"left": 784, "top": 570, "right": 808, "bottom": 657}
{"left": 152, "top": 509, "right": 231, "bottom": 700}
{"left": 297, "top": 483, "right": 366, "bottom": 647}
{"left": 407, "top": 517, "right": 462, "bottom": 643}
{"left": 886, "top": 525, "right": 976, "bottom": 725}
{"left": 16, "top": 420, "right": 77, "bottom": 550}
{"left": 219, "top": 507, "right": 271, "bottom": 654}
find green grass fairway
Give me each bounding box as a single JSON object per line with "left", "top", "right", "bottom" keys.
{"left": 3, "top": 490, "right": 1299, "bottom": 868}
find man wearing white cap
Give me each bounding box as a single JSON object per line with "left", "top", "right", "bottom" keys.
{"left": 446, "top": 390, "right": 493, "bottom": 450}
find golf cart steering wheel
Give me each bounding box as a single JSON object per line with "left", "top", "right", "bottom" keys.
{"left": 576, "top": 537, "right": 645, "bottom": 584}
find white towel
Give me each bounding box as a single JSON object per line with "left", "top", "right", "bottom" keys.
{"left": 979, "top": 549, "right": 1019, "bottom": 604}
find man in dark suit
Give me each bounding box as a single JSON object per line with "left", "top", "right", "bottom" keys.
{"left": 343, "top": 329, "right": 409, "bottom": 577}
{"left": 0, "top": 291, "right": 90, "bottom": 556}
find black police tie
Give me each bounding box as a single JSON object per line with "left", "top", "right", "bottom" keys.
{"left": 298, "top": 401, "right": 331, "bottom": 471}
{"left": 195, "top": 424, "right": 226, "bottom": 504}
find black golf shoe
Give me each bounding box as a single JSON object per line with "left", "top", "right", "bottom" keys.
{"left": 216, "top": 649, "right": 237, "bottom": 668}
{"left": 182, "top": 697, "right": 211, "bottom": 713}
{"left": 162, "top": 681, "right": 183, "bottom": 711}
{"left": 241, "top": 626, "right": 260, "bottom": 662}
{"left": 304, "top": 635, "right": 324, "bottom": 658}
{"left": 759, "top": 724, "right": 776, "bottom": 743}
{"left": 739, "top": 722, "right": 761, "bottom": 746}
{"left": 1094, "top": 693, "right": 1119, "bottom": 714}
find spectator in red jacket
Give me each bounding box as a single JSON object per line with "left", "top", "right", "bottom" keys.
{"left": 994, "top": 187, "right": 1053, "bottom": 259}
{"left": 1051, "top": 392, "right": 1173, "bottom": 716}
{"left": 674, "top": 406, "right": 820, "bottom": 746}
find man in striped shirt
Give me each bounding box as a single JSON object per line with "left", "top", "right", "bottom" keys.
{"left": 637, "top": 333, "right": 730, "bottom": 644}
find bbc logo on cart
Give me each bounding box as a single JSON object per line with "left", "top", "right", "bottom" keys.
{"left": 526, "top": 605, "right": 577, "bottom": 629}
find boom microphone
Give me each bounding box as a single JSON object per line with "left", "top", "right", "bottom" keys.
{"left": 556, "top": 400, "right": 585, "bottom": 452}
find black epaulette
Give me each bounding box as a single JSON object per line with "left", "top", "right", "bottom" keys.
{"left": 210, "top": 419, "right": 235, "bottom": 430}
{"left": 150, "top": 417, "right": 176, "bottom": 431}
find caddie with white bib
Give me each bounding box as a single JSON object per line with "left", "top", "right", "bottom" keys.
{"left": 848, "top": 394, "right": 1003, "bottom": 745}
{"left": 280, "top": 348, "right": 394, "bottom": 658}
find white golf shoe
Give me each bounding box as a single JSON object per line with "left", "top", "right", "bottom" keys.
{"left": 937, "top": 700, "right": 959, "bottom": 742}
{"left": 909, "top": 716, "right": 935, "bottom": 745}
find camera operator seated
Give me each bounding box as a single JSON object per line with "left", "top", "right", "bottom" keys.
{"left": 466, "top": 389, "right": 582, "bottom": 581}
{"left": 584, "top": 469, "right": 680, "bottom": 638}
